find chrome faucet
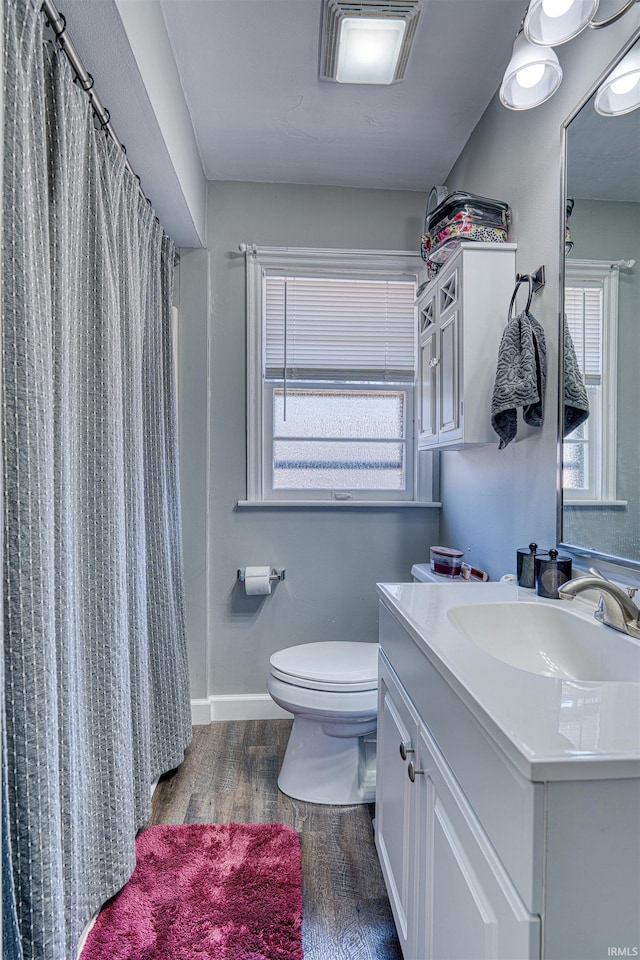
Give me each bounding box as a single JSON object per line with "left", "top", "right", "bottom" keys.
{"left": 559, "top": 568, "right": 640, "bottom": 639}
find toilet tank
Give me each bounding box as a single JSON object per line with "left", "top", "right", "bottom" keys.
{"left": 411, "top": 563, "right": 454, "bottom": 583}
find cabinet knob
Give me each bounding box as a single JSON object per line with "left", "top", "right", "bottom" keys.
{"left": 428, "top": 357, "right": 440, "bottom": 368}
{"left": 399, "top": 741, "right": 414, "bottom": 761}
{"left": 407, "top": 761, "right": 424, "bottom": 782}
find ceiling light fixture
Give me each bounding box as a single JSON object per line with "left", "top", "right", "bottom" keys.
{"left": 320, "top": 0, "right": 422, "bottom": 85}
{"left": 499, "top": 32, "right": 563, "bottom": 109}
{"left": 524, "top": 0, "right": 600, "bottom": 46}
{"left": 500, "top": 0, "right": 639, "bottom": 110}
{"left": 594, "top": 46, "right": 640, "bottom": 114}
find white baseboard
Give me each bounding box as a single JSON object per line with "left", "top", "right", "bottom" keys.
{"left": 191, "top": 699, "right": 213, "bottom": 725}
{"left": 191, "top": 694, "right": 290, "bottom": 725}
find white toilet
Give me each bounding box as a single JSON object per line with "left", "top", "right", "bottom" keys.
{"left": 267, "top": 640, "right": 379, "bottom": 805}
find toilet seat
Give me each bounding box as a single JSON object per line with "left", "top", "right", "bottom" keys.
{"left": 269, "top": 641, "right": 379, "bottom": 693}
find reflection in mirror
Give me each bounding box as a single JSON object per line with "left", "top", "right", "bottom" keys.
{"left": 561, "top": 36, "right": 640, "bottom": 567}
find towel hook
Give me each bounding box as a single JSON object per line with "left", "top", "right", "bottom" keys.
{"left": 508, "top": 265, "right": 545, "bottom": 321}
{"left": 508, "top": 273, "right": 534, "bottom": 320}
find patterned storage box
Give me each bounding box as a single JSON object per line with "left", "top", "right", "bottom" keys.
{"left": 421, "top": 191, "right": 510, "bottom": 267}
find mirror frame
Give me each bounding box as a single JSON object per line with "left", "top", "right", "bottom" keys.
{"left": 557, "top": 27, "right": 640, "bottom": 573}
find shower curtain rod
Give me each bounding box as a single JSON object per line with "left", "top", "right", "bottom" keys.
{"left": 41, "top": 0, "right": 147, "bottom": 206}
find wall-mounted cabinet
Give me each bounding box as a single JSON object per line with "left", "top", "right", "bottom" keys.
{"left": 417, "top": 243, "right": 517, "bottom": 449}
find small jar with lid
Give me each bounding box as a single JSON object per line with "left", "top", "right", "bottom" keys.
{"left": 430, "top": 546, "right": 464, "bottom": 578}
{"left": 517, "top": 543, "right": 549, "bottom": 589}
{"left": 535, "top": 549, "right": 572, "bottom": 599}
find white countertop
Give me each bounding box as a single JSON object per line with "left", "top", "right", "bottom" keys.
{"left": 376, "top": 580, "right": 640, "bottom": 782}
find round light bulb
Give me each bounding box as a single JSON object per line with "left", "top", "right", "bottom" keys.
{"left": 517, "top": 63, "right": 546, "bottom": 89}
{"left": 610, "top": 71, "right": 640, "bottom": 96}
{"left": 542, "top": 0, "right": 574, "bottom": 17}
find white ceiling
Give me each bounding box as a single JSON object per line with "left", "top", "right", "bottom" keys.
{"left": 57, "top": 1, "right": 639, "bottom": 244}
{"left": 158, "top": 0, "right": 528, "bottom": 191}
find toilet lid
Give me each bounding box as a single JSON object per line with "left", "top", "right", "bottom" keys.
{"left": 270, "top": 641, "right": 379, "bottom": 692}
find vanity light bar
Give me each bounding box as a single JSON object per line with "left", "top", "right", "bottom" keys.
{"left": 501, "top": 0, "right": 640, "bottom": 111}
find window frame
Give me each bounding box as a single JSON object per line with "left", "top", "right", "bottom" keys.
{"left": 244, "top": 245, "right": 430, "bottom": 505}
{"left": 563, "top": 258, "right": 619, "bottom": 505}
{"left": 263, "top": 380, "right": 414, "bottom": 501}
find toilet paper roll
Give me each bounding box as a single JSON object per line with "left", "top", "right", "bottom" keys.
{"left": 243, "top": 565, "right": 272, "bottom": 596}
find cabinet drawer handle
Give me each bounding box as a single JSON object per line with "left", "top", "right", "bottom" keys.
{"left": 428, "top": 357, "right": 440, "bottom": 368}
{"left": 407, "top": 761, "right": 424, "bottom": 782}
{"left": 399, "top": 741, "right": 414, "bottom": 761}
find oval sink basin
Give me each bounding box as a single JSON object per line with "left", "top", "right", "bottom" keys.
{"left": 447, "top": 601, "right": 640, "bottom": 682}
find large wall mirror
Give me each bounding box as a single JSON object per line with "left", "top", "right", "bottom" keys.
{"left": 560, "top": 33, "right": 640, "bottom": 570}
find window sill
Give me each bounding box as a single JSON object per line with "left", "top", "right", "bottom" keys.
{"left": 236, "top": 499, "right": 441, "bottom": 509}
{"left": 563, "top": 499, "right": 627, "bottom": 508}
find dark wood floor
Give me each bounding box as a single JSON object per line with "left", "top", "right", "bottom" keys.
{"left": 149, "top": 720, "right": 403, "bottom": 960}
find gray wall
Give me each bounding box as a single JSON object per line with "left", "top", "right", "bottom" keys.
{"left": 176, "top": 248, "right": 210, "bottom": 696}
{"left": 438, "top": 13, "right": 640, "bottom": 581}
{"left": 177, "top": 15, "right": 640, "bottom": 704}
{"left": 179, "top": 182, "right": 439, "bottom": 702}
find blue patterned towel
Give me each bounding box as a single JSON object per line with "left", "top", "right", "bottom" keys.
{"left": 491, "top": 310, "right": 547, "bottom": 449}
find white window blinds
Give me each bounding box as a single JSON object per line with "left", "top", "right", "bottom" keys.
{"left": 565, "top": 284, "right": 603, "bottom": 384}
{"left": 264, "top": 275, "right": 416, "bottom": 382}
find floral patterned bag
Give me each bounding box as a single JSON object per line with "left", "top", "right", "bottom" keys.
{"left": 421, "top": 190, "right": 511, "bottom": 268}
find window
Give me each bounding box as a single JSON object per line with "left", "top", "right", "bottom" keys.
{"left": 244, "top": 246, "right": 429, "bottom": 504}
{"left": 563, "top": 260, "right": 618, "bottom": 504}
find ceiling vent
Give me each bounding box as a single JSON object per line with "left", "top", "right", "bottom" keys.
{"left": 320, "top": 0, "right": 422, "bottom": 84}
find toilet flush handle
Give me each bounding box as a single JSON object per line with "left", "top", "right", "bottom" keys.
{"left": 399, "top": 741, "right": 414, "bottom": 761}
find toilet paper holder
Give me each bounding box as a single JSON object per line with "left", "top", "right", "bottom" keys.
{"left": 237, "top": 568, "right": 286, "bottom": 584}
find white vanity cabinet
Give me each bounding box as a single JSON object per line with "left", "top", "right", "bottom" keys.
{"left": 376, "top": 586, "right": 640, "bottom": 960}
{"left": 377, "top": 650, "right": 539, "bottom": 960}
{"left": 376, "top": 663, "right": 420, "bottom": 956}
{"left": 417, "top": 243, "right": 517, "bottom": 449}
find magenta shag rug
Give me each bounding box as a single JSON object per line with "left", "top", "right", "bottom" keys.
{"left": 80, "top": 823, "right": 304, "bottom": 960}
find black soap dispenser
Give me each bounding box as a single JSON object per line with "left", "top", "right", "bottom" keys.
{"left": 535, "top": 549, "right": 572, "bottom": 599}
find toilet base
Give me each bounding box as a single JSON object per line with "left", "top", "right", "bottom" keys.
{"left": 277, "top": 715, "right": 376, "bottom": 805}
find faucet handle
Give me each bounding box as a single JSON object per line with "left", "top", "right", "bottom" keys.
{"left": 587, "top": 568, "right": 638, "bottom": 603}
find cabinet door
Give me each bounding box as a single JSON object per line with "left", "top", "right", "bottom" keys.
{"left": 438, "top": 309, "right": 460, "bottom": 440}
{"left": 436, "top": 261, "right": 461, "bottom": 444}
{"left": 418, "top": 324, "right": 438, "bottom": 446}
{"left": 437, "top": 261, "right": 462, "bottom": 443}
{"left": 417, "top": 289, "right": 437, "bottom": 447}
{"left": 414, "top": 723, "right": 540, "bottom": 960}
{"left": 375, "top": 660, "right": 420, "bottom": 958}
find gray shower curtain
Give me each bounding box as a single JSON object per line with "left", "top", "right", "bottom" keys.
{"left": 1, "top": 1, "right": 192, "bottom": 957}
